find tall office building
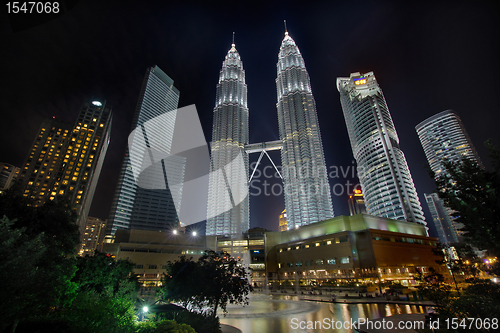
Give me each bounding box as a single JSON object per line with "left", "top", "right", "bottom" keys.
{"left": 0, "top": 162, "right": 20, "bottom": 193}
{"left": 425, "top": 193, "right": 459, "bottom": 244}
{"left": 416, "top": 110, "right": 481, "bottom": 243}
{"left": 19, "top": 119, "right": 72, "bottom": 206}
{"left": 415, "top": 110, "right": 482, "bottom": 176}
{"left": 19, "top": 100, "right": 112, "bottom": 235}
{"left": 80, "top": 216, "right": 108, "bottom": 256}
{"left": 206, "top": 42, "right": 249, "bottom": 236}
{"left": 107, "top": 66, "right": 181, "bottom": 240}
{"left": 276, "top": 31, "right": 334, "bottom": 228}
{"left": 348, "top": 189, "right": 366, "bottom": 216}
{"left": 337, "top": 72, "right": 426, "bottom": 225}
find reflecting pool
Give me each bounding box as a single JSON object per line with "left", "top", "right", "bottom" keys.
{"left": 219, "top": 294, "right": 429, "bottom": 333}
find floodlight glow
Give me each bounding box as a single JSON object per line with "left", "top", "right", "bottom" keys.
{"left": 173, "top": 230, "right": 177, "bottom": 235}
{"left": 92, "top": 101, "right": 102, "bottom": 106}
{"left": 192, "top": 231, "right": 197, "bottom": 236}
{"left": 142, "top": 306, "right": 148, "bottom": 313}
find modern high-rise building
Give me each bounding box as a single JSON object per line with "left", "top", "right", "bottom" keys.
{"left": 53, "top": 100, "right": 112, "bottom": 235}
{"left": 19, "top": 119, "right": 72, "bottom": 206}
{"left": 415, "top": 110, "right": 482, "bottom": 176}
{"left": 79, "top": 216, "right": 108, "bottom": 256}
{"left": 0, "top": 162, "right": 20, "bottom": 193}
{"left": 107, "top": 66, "right": 181, "bottom": 240}
{"left": 424, "top": 193, "right": 459, "bottom": 244}
{"left": 276, "top": 31, "right": 334, "bottom": 228}
{"left": 337, "top": 72, "right": 426, "bottom": 225}
{"left": 416, "top": 110, "right": 481, "bottom": 243}
{"left": 348, "top": 189, "right": 366, "bottom": 216}
{"left": 278, "top": 209, "right": 287, "bottom": 232}
{"left": 206, "top": 42, "right": 249, "bottom": 236}
{"left": 19, "top": 100, "right": 112, "bottom": 235}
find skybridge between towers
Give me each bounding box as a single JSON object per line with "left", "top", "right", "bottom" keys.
{"left": 245, "top": 140, "right": 283, "bottom": 183}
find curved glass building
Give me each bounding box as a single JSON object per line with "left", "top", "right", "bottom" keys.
{"left": 276, "top": 32, "right": 334, "bottom": 229}
{"left": 416, "top": 110, "right": 482, "bottom": 176}
{"left": 416, "top": 110, "right": 482, "bottom": 243}
{"left": 337, "top": 72, "right": 426, "bottom": 225}
{"left": 206, "top": 42, "right": 249, "bottom": 236}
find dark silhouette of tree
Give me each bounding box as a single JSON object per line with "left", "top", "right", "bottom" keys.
{"left": 434, "top": 140, "right": 500, "bottom": 274}
{"left": 161, "top": 250, "right": 253, "bottom": 317}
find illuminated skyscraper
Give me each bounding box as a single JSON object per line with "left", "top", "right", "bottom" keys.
{"left": 416, "top": 110, "right": 482, "bottom": 176}
{"left": 19, "top": 100, "right": 112, "bottom": 235}
{"left": 206, "top": 42, "right": 249, "bottom": 236}
{"left": 348, "top": 189, "right": 366, "bottom": 216}
{"left": 424, "top": 193, "right": 459, "bottom": 244}
{"left": 19, "top": 119, "right": 72, "bottom": 206}
{"left": 107, "top": 66, "right": 182, "bottom": 239}
{"left": 0, "top": 163, "right": 20, "bottom": 193}
{"left": 416, "top": 110, "right": 482, "bottom": 243}
{"left": 337, "top": 72, "right": 426, "bottom": 225}
{"left": 276, "top": 31, "right": 334, "bottom": 229}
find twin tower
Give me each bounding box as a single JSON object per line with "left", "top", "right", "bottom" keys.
{"left": 206, "top": 32, "right": 334, "bottom": 236}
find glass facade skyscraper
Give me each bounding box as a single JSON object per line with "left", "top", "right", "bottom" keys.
{"left": 206, "top": 42, "right": 249, "bottom": 236}
{"left": 425, "top": 193, "right": 459, "bottom": 244}
{"left": 107, "top": 66, "right": 181, "bottom": 239}
{"left": 416, "top": 110, "right": 482, "bottom": 243}
{"left": 276, "top": 32, "right": 334, "bottom": 229}
{"left": 415, "top": 110, "right": 482, "bottom": 176}
{"left": 337, "top": 72, "right": 426, "bottom": 225}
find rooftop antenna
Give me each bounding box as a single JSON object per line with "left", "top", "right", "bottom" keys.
{"left": 284, "top": 20, "right": 288, "bottom": 34}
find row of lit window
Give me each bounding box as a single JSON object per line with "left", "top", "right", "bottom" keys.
{"left": 281, "top": 257, "right": 350, "bottom": 268}
{"left": 279, "top": 237, "right": 348, "bottom": 252}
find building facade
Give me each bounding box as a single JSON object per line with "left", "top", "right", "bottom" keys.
{"left": 278, "top": 209, "right": 287, "bottom": 232}
{"left": 348, "top": 189, "right": 366, "bottom": 216}
{"left": 206, "top": 42, "right": 249, "bottom": 236}
{"left": 337, "top": 72, "right": 426, "bottom": 225}
{"left": 0, "top": 162, "right": 20, "bottom": 193}
{"left": 266, "top": 214, "right": 442, "bottom": 288}
{"left": 424, "top": 193, "right": 459, "bottom": 244}
{"left": 80, "top": 216, "right": 108, "bottom": 256}
{"left": 104, "top": 229, "right": 208, "bottom": 287}
{"left": 416, "top": 110, "right": 481, "bottom": 243}
{"left": 19, "top": 100, "right": 112, "bottom": 235}
{"left": 107, "top": 66, "right": 181, "bottom": 240}
{"left": 415, "top": 110, "right": 482, "bottom": 176}
{"left": 19, "top": 119, "right": 72, "bottom": 206}
{"left": 276, "top": 32, "right": 334, "bottom": 229}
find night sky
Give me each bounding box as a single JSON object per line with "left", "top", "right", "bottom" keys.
{"left": 1, "top": 0, "right": 499, "bottom": 237}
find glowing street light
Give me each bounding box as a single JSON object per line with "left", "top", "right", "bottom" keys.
{"left": 173, "top": 230, "right": 177, "bottom": 235}
{"left": 143, "top": 306, "right": 148, "bottom": 313}
{"left": 192, "top": 231, "right": 197, "bottom": 236}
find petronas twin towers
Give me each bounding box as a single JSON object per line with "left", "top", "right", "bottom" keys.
{"left": 206, "top": 31, "right": 334, "bottom": 236}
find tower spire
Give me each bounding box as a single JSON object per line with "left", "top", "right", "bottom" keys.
{"left": 232, "top": 31, "right": 235, "bottom": 45}
{"left": 284, "top": 20, "right": 288, "bottom": 35}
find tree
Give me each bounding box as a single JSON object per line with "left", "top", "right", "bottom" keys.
{"left": 434, "top": 141, "right": 500, "bottom": 270}
{"left": 161, "top": 251, "right": 253, "bottom": 317}
{"left": 0, "top": 216, "right": 47, "bottom": 332}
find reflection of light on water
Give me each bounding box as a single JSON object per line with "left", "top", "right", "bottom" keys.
{"left": 385, "top": 304, "right": 392, "bottom": 317}
{"left": 220, "top": 295, "right": 428, "bottom": 333}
